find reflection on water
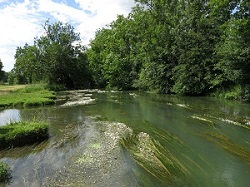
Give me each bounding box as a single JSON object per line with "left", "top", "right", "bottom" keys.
{"left": 0, "top": 109, "right": 20, "bottom": 126}
{"left": 0, "top": 91, "right": 249, "bottom": 187}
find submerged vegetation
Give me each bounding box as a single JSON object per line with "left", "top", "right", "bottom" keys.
{"left": 0, "top": 121, "right": 49, "bottom": 150}
{"left": 202, "top": 132, "right": 250, "bottom": 164}
{"left": 0, "top": 84, "right": 55, "bottom": 108}
{"left": 121, "top": 131, "right": 189, "bottom": 186}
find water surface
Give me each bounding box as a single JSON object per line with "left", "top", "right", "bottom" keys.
{"left": 0, "top": 91, "right": 249, "bottom": 186}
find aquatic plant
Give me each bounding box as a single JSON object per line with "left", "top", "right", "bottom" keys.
{"left": 203, "top": 132, "right": 250, "bottom": 164}
{"left": 0, "top": 121, "right": 49, "bottom": 150}
{"left": 120, "top": 131, "right": 189, "bottom": 186}
{"left": 0, "top": 161, "right": 11, "bottom": 182}
{"left": 191, "top": 115, "right": 215, "bottom": 128}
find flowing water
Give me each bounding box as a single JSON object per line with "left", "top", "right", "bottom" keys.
{"left": 0, "top": 90, "right": 249, "bottom": 187}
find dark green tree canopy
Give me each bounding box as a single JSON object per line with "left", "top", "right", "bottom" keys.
{"left": 87, "top": 0, "right": 249, "bottom": 99}
{"left": 0, "top": 59, "right": 4, "bottom": 82}
{"left": 10, "top": 0, "right": 250, "bottom": 100}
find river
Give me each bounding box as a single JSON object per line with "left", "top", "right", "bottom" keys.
{"left": 0, "top": 90, "right": 249, "bottom": 187}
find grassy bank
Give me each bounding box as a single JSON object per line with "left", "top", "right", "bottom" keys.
{"left": 0, "top": 84, "right": 56, "bottom": 108}
{"left": 0, "top": 162, "right": 11, "bottom": 182}
{"left": 0, "top": 121, "right": 49, "bottom": 150}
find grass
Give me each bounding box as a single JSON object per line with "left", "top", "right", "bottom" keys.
{"left": 0, "top": 162, "right": 11, "bottom": 182}
{"left": 0, "top": 84, "right": 56, "bottom": 108}
{"left": 0, "top": 85, "right": 25, "bottom": 93}
{"left": 0, "top": 121, "right": 49, "bottom": 150}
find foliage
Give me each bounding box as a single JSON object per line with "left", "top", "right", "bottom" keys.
{"left": 0, "top": 162, "right": 11, "bottom": 182}
{"left": 87, "top": 0, "right": 249, "bottom": 99}
{"left": 0, "top": 84, "right": 55, "bottom": 108}
{"left": 210, "top": 85, "right": 250, "bottom": 101}
{"left": 13, "top": 20, "right": 93, "bottom": 89}
{"left": 9, "top": 1, "right": 250, "bottom": 99}
{"left": 0, "top": 59, "right": 5, "bottom": 83}
{"left": 0, "top": 121, "right": 49, "bottom": 150}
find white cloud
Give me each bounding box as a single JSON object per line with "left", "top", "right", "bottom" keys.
{"left": 37, "top": 0, "right": 89, "bottom": 23}
{"left": 0, "top": 0, "right": 135, "bottom": 71}
{"left": 0, "top": 0, "right": 42, "bottom": 71}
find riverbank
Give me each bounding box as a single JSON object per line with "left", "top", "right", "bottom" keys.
{"left": 0, "top": 84, "right": 56, "bottom": 108}
{"left": 0, "top": 120, "right": 49, "bottom": 183}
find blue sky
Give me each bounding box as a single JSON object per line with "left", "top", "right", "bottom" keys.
{"left": 0, "top": 0, "right": 135, "bottom": 71}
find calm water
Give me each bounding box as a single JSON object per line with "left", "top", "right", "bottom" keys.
{"left": 0, "top": 91, "right": 249, "bottom": 187}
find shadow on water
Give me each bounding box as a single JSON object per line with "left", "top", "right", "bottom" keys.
{"left": 0, "top": 90, "right": 249, "bottom": 186}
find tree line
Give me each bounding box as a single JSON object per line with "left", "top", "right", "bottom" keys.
{"left": 3, "top": 0, "right": 250, "bottom": 99}
{"left": 7, "top": 20, "right": 93, "bottom": 89}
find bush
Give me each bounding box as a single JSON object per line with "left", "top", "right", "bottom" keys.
{"left": 45, "top": 84, "right": 66, "bottom": 91}
{"left": 211, "top": 85, "right": 249, "bottom": 101}
{"left": 0, "top": 162, "right": 11, "bottom": 182}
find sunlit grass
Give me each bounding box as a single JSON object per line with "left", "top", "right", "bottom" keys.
{"left": 0, "top": 84, "right": 56, "bottom": 108}
{"left": 0, "top": 85, "right": 25, "bottom": 95}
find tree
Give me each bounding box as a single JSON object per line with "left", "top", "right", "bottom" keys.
{"left": 13, "top": 20, "right": 93, "bottom": 88}
{"left": 14, "top": 44, "right": 42, "bottom": 84}
{"left": 0, "top": 59, "right": 4, "bottom": 82}
{"left": 213, "top": 0, "right": 250, "bottom": 99}
{"left": 88, "top": 16, "right": 136, "bottom": 90}
{"left": 35, "top": 21, "right": 87, "bottom": 88}
{"left": 87, "top": 0, "right": 249, "bottom": 97}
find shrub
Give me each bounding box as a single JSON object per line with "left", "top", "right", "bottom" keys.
{"left": 0, "top": 162, "right": 11, "bottom": 182}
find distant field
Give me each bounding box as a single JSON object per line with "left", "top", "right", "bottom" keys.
{"left": 0, "top": 84, "right": 55, "bottom": 108}
{"left": 0, "top": 85, "right": 26, "bottom": 95}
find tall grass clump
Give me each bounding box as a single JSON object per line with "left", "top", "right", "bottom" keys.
{"left": 0, "top": 121, "right": 49, "bottom": 150}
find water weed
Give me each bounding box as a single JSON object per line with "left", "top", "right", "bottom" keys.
{"left": 120, "top": 131, "right": 189, "bottom": 186}
{"left": 202, "top": 132, "right": 250, "bottom": 164}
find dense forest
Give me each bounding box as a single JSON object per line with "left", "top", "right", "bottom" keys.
{"left": 2, "top": 0, "right": 250, "bottom": 100}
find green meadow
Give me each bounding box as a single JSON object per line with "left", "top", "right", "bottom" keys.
{"left": 0, "top": 84, "right": 56, "bottom": 108}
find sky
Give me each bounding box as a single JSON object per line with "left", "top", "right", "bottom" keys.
{"left": 0, "top": 0, "right": 135, "bottom": 72}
